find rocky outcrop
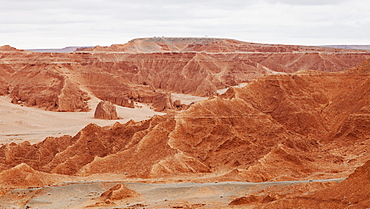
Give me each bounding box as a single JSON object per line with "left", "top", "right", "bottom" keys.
{"left": 152, "top": 92, "right": 173, "bottom": 111}
{"left": 98, "top": 184, "right": 139, "bottom": 201}
{"left": 245, "top": 160, "right": 370, "bottom": 209}
{"left": 0, "top": 163, "right": 68, "bottom": 188}
{"left": 91, "top": 183, "right": 140, "bottom": 207}
{"left": 173, "top": 99, "right": 188, "bottom": 110}
{"left": 8, "top": 64, "right": 90, "bottom": 111}
{"left": 0, "top": 45, "right": 22, "bottom": 52}
{"left": 94, "top": 101, "right": 119, "bottom": 120}
{"left": 229, "top": 195, "right": 276, "bottom": 206}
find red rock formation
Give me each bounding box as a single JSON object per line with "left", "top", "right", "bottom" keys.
{"left": 0, "top": 45, "right": 22, "bottom": 52}
{"left": 0, "top": 136, "right": 76, "bottom": 172}
{"left": 0, "top": 163, "right": 66, "bottom": 188}
{"left": 8, "top": 63, "right": 90, "bottom": 111}
{"left": 98, "top": 184, "right": 139, "bottom": 201}
{"left": 173, "top": 99, "right": 188, "bottom": 110}
{"left": 74, "top": 59, "right": 370, "bottom": 180}
{"left": 94, "top": 101, "right": 119, "bottom": 119}
{"left": 249, "top": 160, "right": 370, "bottom": 208}
{"left": 91, "top": 184, "right": 139, "bottom": 207}
{"left": 152, "top": 92, "right": 173, "bottom": 111}
{"left": 229, "top": 195, "right": 276, "bottom": 206}
{"left": 1, "top": 39, "right": 370, "bottom": 112}
{"left": 0, "top": 60, "right": 370, "bottom": 182}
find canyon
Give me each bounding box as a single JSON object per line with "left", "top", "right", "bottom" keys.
{"left": 0, "top": 38, "right": 369, "bottom": 208}
{"left": 1, "top": 38, "right": 370, "bottom": 112}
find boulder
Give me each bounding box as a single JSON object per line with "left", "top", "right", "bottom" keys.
{"left": 152, "top": 92, "right": 173, "bottom": 111}
{"left": 94, "top": 101, "right": 119, "bottom": 120}
{"left": 173, "top": 99, "right": 182, "bottom": 107}
{"left": 173, "top": 99, "right": 188, "bottom": 110}
{"left": 99, "top": 184, "right": 139, "bottom": 201}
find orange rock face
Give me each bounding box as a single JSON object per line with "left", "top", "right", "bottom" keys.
{"left": 1, "top": 38, "right": 370, "bottom": 111}
{"left": 8, "top": 63, "right": 90, "bottom": 111}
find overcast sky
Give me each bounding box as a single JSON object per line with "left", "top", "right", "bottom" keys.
{"left": 1, "top": 0, "right": 369, "bottom": 49}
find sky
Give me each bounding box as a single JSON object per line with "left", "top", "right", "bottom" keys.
{"left": 1, "top": 0, "right": 369, "bottom": 49}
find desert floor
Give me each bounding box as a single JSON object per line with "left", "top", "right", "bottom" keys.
{"left": 0, "top": 93, "right": 206, "bottom": 144}
{"left": 0, "top": 178, "right": 343, "bottom": 209}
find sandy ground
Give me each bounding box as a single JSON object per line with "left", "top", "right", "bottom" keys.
{"left": 0, "top": 178, "right": 343, "bottom": 209}
{"left": 216, "top": 83, "right": 248, "bottom": 95}
{"left": 0, "top": 93, "right": 206, "bottom": 145}
{"left": 0, "top": 95, "right": 166, "bottom": 144}
{"left": 171, "top": 93, "right": 207, "bottom": 105}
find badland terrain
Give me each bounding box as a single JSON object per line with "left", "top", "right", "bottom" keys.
{"left": 0, "top": 38, "right": 369, "bottom": 208}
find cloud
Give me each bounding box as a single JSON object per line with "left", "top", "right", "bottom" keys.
{"left": 264, "top": 0, "right": 346, "bottom": 5}
{"left": 0, "top": 0, "right": 369, "bottom": 48}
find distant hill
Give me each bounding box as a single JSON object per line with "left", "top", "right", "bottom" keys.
{"left": 322, "top": 45, "right": 370, "bottom": 51}
{"left": 79, "top": 37, "right": 358, "bottom": 53}
{"left": 27, "top": 46, "right": 93, "bottom": 53}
